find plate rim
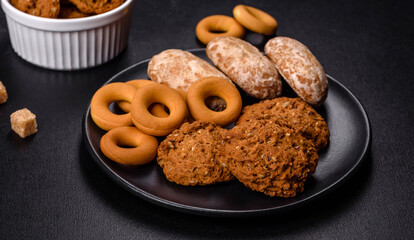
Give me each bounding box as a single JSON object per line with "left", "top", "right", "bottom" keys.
{"left": 82, "top": 49, "right": 372, "bottom": 217}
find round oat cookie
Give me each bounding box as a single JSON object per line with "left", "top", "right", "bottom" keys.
{"left": 11, "top": 0, "right": 60, "bottom": 18}
{"left": 157, "top": 121, "right": 234, "bottom": 186}
{"left": 68, "top": 0, "right": 124, "bottom": 14}
{"left": 58, "top": 5, "right": 92, "bottom": 18}
{"left": 221, "top": 120, "right": 319, "bottom": 198}
{"left": 236, "top": 97, "right": 329, "bottom": 150}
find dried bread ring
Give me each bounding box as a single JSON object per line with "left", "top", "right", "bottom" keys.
{"left": 121, "top": 81, "right": 169, "bottom": 118}
{"left": 117, "top": 80, "right": 158, "bottom": 113}
{"left": 196, "top": 15, "right": 245, "bottom": 45}
{"left": 187, "top": 77, "right": 242, "bottom": 126}
{"left": 148, "top": 89, "right": 188, "bottom": 118}
{"left": 118, "top": 80, "right": 187, "bottom": 118}
{"left": 233, "top": 4, "right": 278, "bottom": 35}
{"left": 131, "top": 84, "right": 188, "bottom": 136}
{"left": 100, "top": 126, "right": 158, "bottom": 165}
{"left": 90, "top": 82, "right": 136, "bottom": 131}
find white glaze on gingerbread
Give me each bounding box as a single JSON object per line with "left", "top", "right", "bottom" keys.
{"left": 147, "top": 49, "right": 229, "bottom": 91}
{"left": 206, "top": 36, "right": 282, "bottom": 99}
{"left": 265, "top": 37, "right": 328, "bottom": 106}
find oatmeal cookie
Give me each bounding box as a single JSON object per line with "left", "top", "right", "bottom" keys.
{"left": 236, "top": 97, "right": 329, "bottom": 150}
{"left": 58, "top": 5, "right": 92, "bottom": 18}
{"left": 220, "top": 120, "right": 318, "bottom": 197}
{"left": 157, "top": 121, "right": 234, "bottom": 186}
{"left": 68, "top": 0, "right": 124, "bottom": 14}
{"left": 11, "top": 0, "right": 60, "bottom": 18}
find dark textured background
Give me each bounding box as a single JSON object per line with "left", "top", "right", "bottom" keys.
{"left": 0, "top": 0, "right": 413, "bottom": 239}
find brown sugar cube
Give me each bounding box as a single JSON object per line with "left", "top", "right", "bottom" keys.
{"left": 10, "top": 108, "right": 38, "bottom": 138}
{"left": 0, "top": 81, "right": 7, "bottom": 104}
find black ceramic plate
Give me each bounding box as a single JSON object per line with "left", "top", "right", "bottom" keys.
{"left": 83, "top": 49, "right": 371, "bottom": 217}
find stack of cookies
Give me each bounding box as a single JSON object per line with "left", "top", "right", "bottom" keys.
{"left": 157, "top": 97, "right": 329, "bottom": 198}
{"left": 152, "top": 36, "right": 330, "bottom": 198}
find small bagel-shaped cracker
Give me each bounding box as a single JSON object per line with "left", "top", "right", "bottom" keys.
{"left": 91, "top": 82, "right": 136, "bottom": 131}
{"left": 118, "top": 80, "right": 168, "bottom": 118}
{"left": 117, "top": 80, "right": 158, "bottom": 113}
{"left": 196, "top": 15, "right": 245, "bottom": 45}
{"left": 187, "top": 77, "right": 242, "bottom": 126}
{"left": 233, "top": 4, "right": 278, "bottom": 35}
{"left": 147, "top": 89, "right": 188, "bottom": 118}
{"left": 100, "top": 126, "right": 158, "bottom": 165}
{"left": 131, "top": 84, "right": 188, "bottom": 136}
{"left": 118, "top": 80, "right": 188, "bottom": 118}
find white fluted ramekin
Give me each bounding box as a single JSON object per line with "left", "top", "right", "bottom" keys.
{"left": 1, "top": 0, "right": 135, "bottom": 70}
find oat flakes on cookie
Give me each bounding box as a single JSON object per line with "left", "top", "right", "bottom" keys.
{"left": 236, "top": 97, "right": 329, "bottom": 150}
{"left": 11, "top": 0, "right": 60, "bottom": 18}
{"left": 68, "top": 0, "right": 124, "bottom": 14}
{"left": 58, "top": 4, "right": 92, "bottom": 18}
{"left": 220, "top": 120, "right": 318, "bottom": 198}
{"left": 157, "top": 121, "right": 234, "bottom": 186}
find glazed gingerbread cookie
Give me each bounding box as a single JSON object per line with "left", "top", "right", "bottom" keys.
{"left": 148, "top": 49, "right": 229, "bottom": 92}
{"left": 147, "top": 49, "right": 231, "bottom": 111}
{"left": 157, "top": 121, "right": 234, "bottom": 186}
{"left": 206, "top": 36, "right": 282, "bottom": 99}
{"left": 11, "top": 0, "right": 60, "bottom": 18}
{"left": 265, "top": 37, "right": 329, "bottom": 106}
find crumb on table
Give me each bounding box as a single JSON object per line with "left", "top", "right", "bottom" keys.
{"left": 0, "top": 81, "right": 7, "bottom": 104}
